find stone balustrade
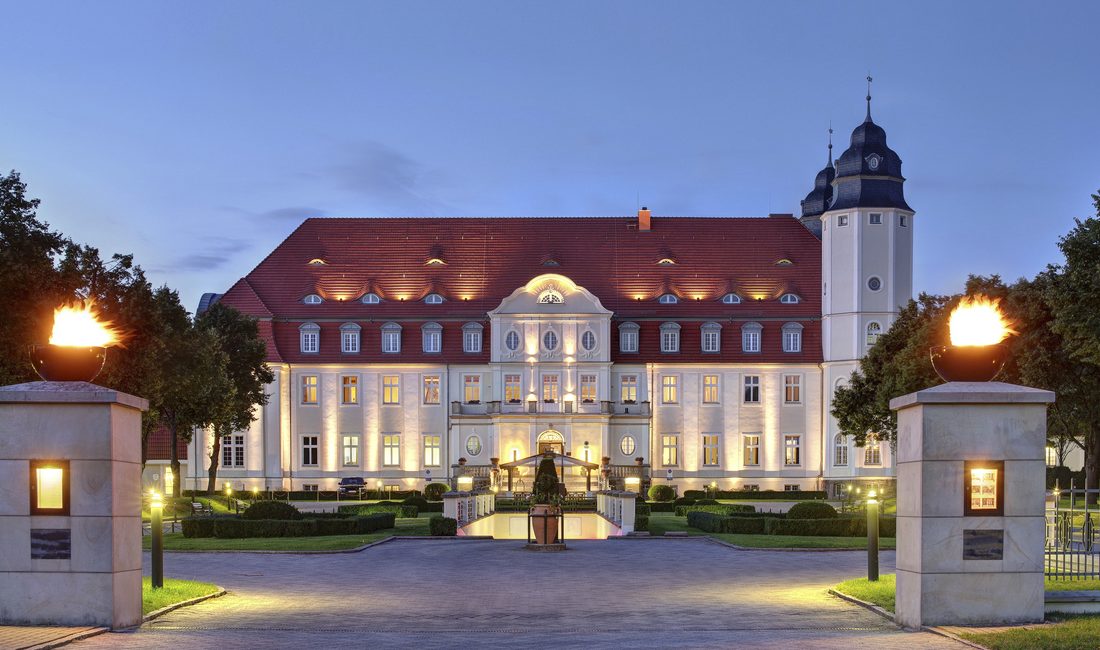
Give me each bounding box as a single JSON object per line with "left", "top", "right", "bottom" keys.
{"left": 442, "top": 490, "right": 496, "bottom": 527}
{"left": 596, "top": 490, "right": 636, "bottom": 534}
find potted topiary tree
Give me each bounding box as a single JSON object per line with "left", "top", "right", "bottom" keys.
{"left": 531, "top": 455, "right": 562, "bottom": 544}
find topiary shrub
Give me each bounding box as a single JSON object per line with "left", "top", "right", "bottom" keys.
{"left": 242, "top": 500, "right": 302, "bottom": 521}
{"left": 402, "top": 495, "right": 429, "bottom": 509}
{"left": 430, "top": 515, "right": 458, "bottom": 536}
{"left": 424, "top": 482, "right": 451, "bottom": 501}
{"left": 648, "top": 484, "right": 675, "bottom": 502}
{"left": 786, "top": 501, "right": 838, "bottom": 520}
{"left": 534, "top": 457, "right": 560, "bottom": 503}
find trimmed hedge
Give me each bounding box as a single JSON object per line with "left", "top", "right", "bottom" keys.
{"left": 634, "top": 515, "right": 649, "bottom": 532}
{"left": 686, "top": 512, "right": 897, "bottom": 538}
{"left": 648, "top": 502, "right": 676, "bottom": 512}
{"left": 635, "top": 502, "right": 651, "bottom": 516}
{"left": 181, "top": 513, "right": 396, "bottom": 538}
{"left": 337, "top": 503, "right": 419, "bottom": 518}
{"left": 241, "top": 500, "right": 302, "bottom": 520}
{"left": 430, "top": 516, "right": 457, "bottom": 536}
{"left": 675, "top": 504, "right": 756, "bottom": 517}
{"left": 683, "top": 490, "right": 707, "bottom": 500}
{"left": 786, "top": 501, "right": 838, "bottom": 520}
{"left": 715, "top": 490, "right": 827, "bottom": 500}
{"left": 686, "top": 512, "right": 768, "bottom": 535}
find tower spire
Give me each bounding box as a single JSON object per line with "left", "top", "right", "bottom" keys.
{"left": 827, "top": 122, "right": 834, "bottom": 166}
{"left": 865, "top": 74, "right": 873, "bottom": 121}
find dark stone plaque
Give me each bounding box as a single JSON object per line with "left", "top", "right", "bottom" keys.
{"left": 963, "top": 528, "right": 1004, "bottom": 560}
{"left": 31, "top": 528, "right": 71, "bottom": 559}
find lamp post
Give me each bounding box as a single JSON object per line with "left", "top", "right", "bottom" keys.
{"left": 225, "top": 485, "right": 233, "bottom": 511}
{"left": 866, "top": 489, "right": 880, "bottom": 582}
{"left": 376, "top": 479, "right": 383, "bottom": 500}
{"left": 150, "top": 491, "right": 164, "bottom": 589}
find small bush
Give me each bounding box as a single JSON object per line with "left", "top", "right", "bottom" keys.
{"left": 241, "top": 500, "right": 302, "bottom": 521}
{"left": 787, "top": 501, "right": 838, "bottom": 520}
{"left": 402, "top": 495, "right": 429, "bottom": 509}
{"left": 430, "top": 516, "right": 458, "bottom": 536}
{"left": 424, "top": 482, "right": 451, "bottom": 501}
{"left": 634, "top": 515, "right": 649, "bottom": 532}
{"left": 648, "top": 484, "right": 675, "bottom": 501}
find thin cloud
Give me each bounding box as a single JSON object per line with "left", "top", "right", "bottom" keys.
{"left": 165, "top": 236, "right": 253, "bottom": 271}
{"left": 330, "top": 140, "right": 451, "bottom": 214}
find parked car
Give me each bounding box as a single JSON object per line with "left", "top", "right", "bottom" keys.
{"left": 338, "top": 477, "right": 366, "bottom": 496}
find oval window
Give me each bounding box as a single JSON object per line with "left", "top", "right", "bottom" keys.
{"left": 465, "top": 435, "right": 482, "bottom": 456}
{"left": 581, "top": 330, "right": 596, "bottom": 351}
{"left": 543, "top": 330, "right": 558, "bottom": 351}
{"left": 505, "top": 330, "right": 521, "bottom": 351}
{"left": 867, "top": 276, "right": 882, "bottom": 291}
{"left": 620, "top": 436, "right": 636, "bottom": 456}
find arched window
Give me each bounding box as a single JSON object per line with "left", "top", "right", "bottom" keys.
{"left": 834, "top": 434, "right": 848, "bottom": 467}
{"left": 701, "top": 322, "right": 721, "bottom": 353}
{"left": 618, "top": 322, "right": 639, "bottom": 353}
{"left": 658, "top": 293, "right": 679, "bottom": 304}
{"left": 362, "top": 293, "right": 381, "bottom": 304}
{"left": 741, "top": 322, "right": 762, "bottom": 353}
{"left": 866, "top": 322, "right": 882, "bottom": 346}
{"left": 421, "top": 322, "right": 442, "bottom": 354}
{"left": 340, "top": 322, "right": 361, "bottom": 354}
{"left": 781, "top": 322, "right": 803, "bottom": 353}
{"left": 381, "top": 322, "right": 402, "bottom": 354}
{"left": 424, "top": 293, "right": 444, "bottom": 304}
{"left": 463, "top": 322, "right": 483, "bottom": 353}
{"left": 299, "top": 322, "right": 320, "bottom": 354}
{"left": 779, "top": 293, "right": 801, "bottom": 304}
{"left": 864, "top": 435, "right": 882, "bottom": 466}
{"left": 303, "top": 294, "right": 323, "bottom": 304}
{"left": 659, "top": 322, "right": 680, "bottom": 353}
{"left": 721, "top": 293, "right": 742, "bottom": 304}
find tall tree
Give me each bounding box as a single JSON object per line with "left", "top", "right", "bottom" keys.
{"left": 197, "top": 303, "right": 274, "bottom": 494}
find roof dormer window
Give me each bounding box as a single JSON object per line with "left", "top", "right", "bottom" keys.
{"left": 658, "top": 294, "right": 679, "bottom": 304}
{"left": 307, "top": 258, "right": 327, "bottom": 266}
{"left": 775, "top": 259, "right": 793, "bottom": 266}
{"left": 424, "top": 293, "right": 444, "bottom": 304}
{"left": 362, "top": 293, "right": 381, "bottom": 304}
{"left": 779, "top": 293, "right": 801, "bottom": 304}
{"left": 303, "top": 294, "right": 323, "bottom": 304}
{"left": 299, "top": 322, "right": 320, "bottom": 354}
{"left": 721, "top": 293, "right": 742, "bottom": 304}
{"left": 657, "top": 258, "right": 676, "bottom": 266}
{"left": 426, "top": 258, "right": 446, "bottom": 266}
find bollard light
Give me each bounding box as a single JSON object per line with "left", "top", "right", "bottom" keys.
{"left": 866, "top": 489, "right": 880, "bottom": 582}
{"left": 150, "top": 490, "right": 164, "bottom": 589}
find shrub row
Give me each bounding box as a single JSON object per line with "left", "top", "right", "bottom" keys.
{"left": 674, "top": 504, "right": 755, "bottom": 517}
{"left": 685, "top": 512, "right": 897, "bottom": 538}
{"left": 184, "top": 489, "right": 423, "bottom": 501}
{"left": 686, "top": 511, "right": 768, "bottom": 534}
{"left": 430, "top": 515, "right": 457, "bottom": 536}
{"left": 181, "top": 513, "right": 396, "bottom": 538}
{"left": 336, "top": 503, "right": 419, "bottom": 518}
{"left": 634, "top": 515, "right": 649, "bottom": 532}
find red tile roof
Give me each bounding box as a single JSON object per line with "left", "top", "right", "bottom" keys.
{"left": 145, "top": 424, "right": 188, "bottom": 461}
{"left": 220, "top": 215, "right": 823, "bottom": 364}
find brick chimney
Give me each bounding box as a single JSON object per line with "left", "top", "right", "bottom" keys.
{"left": 638, "top": 206, "right": 651, "bottom": 231}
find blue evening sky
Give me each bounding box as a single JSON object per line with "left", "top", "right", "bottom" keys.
{"left": 4, "top": 1, "right": 1098, "bottom": 312}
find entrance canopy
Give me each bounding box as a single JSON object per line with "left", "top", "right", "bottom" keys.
{"left": 500, "top": 451, "right": 599, "bottom": 471}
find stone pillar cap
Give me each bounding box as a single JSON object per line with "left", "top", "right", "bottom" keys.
{"left": 0, "top": 380, "right": 148, "bottom": 411}
{"left": 889, "top": 381, "right": 1054, "bottom": 411}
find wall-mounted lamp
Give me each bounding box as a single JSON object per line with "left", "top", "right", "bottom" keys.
{"left": 30, "top": 460, "right": 69, "bottom": 516}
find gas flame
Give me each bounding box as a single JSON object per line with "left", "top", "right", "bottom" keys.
{"left": 49, "top": 301, "right": 122, "bottom": 347}
{"left": 948, "top": 295, "right": 1015, "bottom": 347}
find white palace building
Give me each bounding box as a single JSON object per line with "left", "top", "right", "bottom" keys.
{"left": 187, "top": 101, "right": 913, "bottom": 497}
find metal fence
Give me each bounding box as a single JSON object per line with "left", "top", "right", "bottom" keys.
{"left": 1045, "top": 484, "right": 1100, "bottom": 580}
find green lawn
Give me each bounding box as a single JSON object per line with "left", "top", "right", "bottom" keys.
{"left": 958, "top": 615, "right": 1100, "bottom": 650}
{"left": 647, "top": 513, "right": 897, "bottom": 549}
{"left": 833, "top": 575, "right": 895, "bottom": 611}
{"left": 142, "top": 515, "right": 431, "bottom": 551}
{"left": 143, "top": 577, "right": 220, "bottom": 615}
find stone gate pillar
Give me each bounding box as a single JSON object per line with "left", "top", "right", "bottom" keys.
{"left": 0, "top": 381, "right": 148, "bottom": 629}
{"left": 891, "top": 382, "right": 1054, "bottom": 628}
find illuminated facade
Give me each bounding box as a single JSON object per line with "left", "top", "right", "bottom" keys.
{"left": 187, "top": 109, "right": 913, "bottom": 497}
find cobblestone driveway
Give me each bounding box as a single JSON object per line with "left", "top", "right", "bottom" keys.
{"left": 75, "top": 539, "right": 964, "bottom": 649}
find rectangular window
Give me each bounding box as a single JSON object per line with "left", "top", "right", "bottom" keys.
{"left": 423, "top": 329, "right": 441, "bottom": 353}
{"left": 662, "top": 375, "right": 678, "bottom": 404}
{"left": 422, "top": 434, "right": 441, "bottom": 467}
{"left": 341, "top": 330, "right": 359, "bottom": 353}
{"left": 783, "top": 375, "right": 801, "bottom": 404}
{"left": 342, "top": 375, "right": 359, "bottom": 405}
{"left": 580, "top": 374, "right": 597, "bottom": 403}
{"left": 784, "top": 484, "right": 800, "bottom": 492}
{"left": 703, "top": 375, "right": 720, "bottom": 404}
{"left": 838, "top": 214, "right": 849, "bottom": 227}
{"left": 301, "top": 375, "right": 318, "bottom": 405}
{"left": 423, "top": 375, "right": 440, "bottom": 405}
{"left": 301, "top": 435, "right": 319, "bottom": 467}
{"left": 621, "top": 375, "right": 638, "bottom": 403}
{"left": 702, "top": 328, "right": 720, "bottom": 353}
{"left": 542, "top": 374, "right": 559, "bottom": 402}
{"left": 303, "top": 483, "right": 319, "bottom": 492}
{"left": 743, "top": 434, "right": 760, "bottom": 466}
{"left": 382, "top": 329, "right": 401, "bottom": 353}
{"left": 661, "top": 434, "right": 679, "bottom": 467}
{"left": 661, "top": 328, "right": 679, "bottom": 353}
{"left": 464, "top": 375, "right": 481, "bottom": 403}
{"left": 505, "top": 374, "right": 522, "bottom": 403}
{"left": 463, "top": 329, "right": 482, "bottom": 353}
{"left": 301, "top": 330, "right": 319, "bottom": 354}
{"left": 221, "top": 435, "right": 245, "bottom": 468}
{"left": 742, "top": 329, "right": 761, "bottom": 353}
{"left": 869, "top": 212, "right": 882, "bottom": 225}
{"left": 784, "top": 435, "right": 801, "bottom": 466}
{"left": 865, "top": 438, "right": 882, "bottom": 466}
{"left": 382, "top": 433, "right": 401, "bottom": 467}
{"left": 743, "top": 375, "right": 760, "bottom": 404}
{"left": 744, "top": 484, "right": 760, "bottom": 492}
{"left": 702, "top": 434, "right": 720, "bottom": 467}
{"left": 900, "top": 215, "right": 908, "bottom": 227}
{"left": 31, "top": 461, "right": 68, "bottom": 515}
{"left": 342, "top": 434, "right": 360, "bottom": 467}
{"left": 965, "top": 461, "right": 1004, "bottom": 516}
{"left": 382, "top": 375, "right": 400, "bottom": 405}
{"left": 783, "top": 329, "right": 802, "bottom": 353}
{"left": 835, "top": 438, "right": 849, "bottom": 467}
{"left": 620, "top": 327, "right": 638, "bottom": 353}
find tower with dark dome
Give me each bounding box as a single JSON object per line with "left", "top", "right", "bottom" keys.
{"left": 819, "top": 78, "right": 914, "bottom": 491}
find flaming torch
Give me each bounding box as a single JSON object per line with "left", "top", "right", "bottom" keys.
{"left": 30, "top": 301, "right": 123, "bottom": 382}
{"left": 929, "top": 295, "right": 1016, "bottom": 382}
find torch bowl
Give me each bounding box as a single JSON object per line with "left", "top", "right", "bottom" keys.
{"left": 929, "top": 344, "right": 1007, "bottom": 382}
{"left": 30, "top": 344, "right": 107, "bottom": 382}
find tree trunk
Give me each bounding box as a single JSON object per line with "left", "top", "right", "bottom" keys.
{"left": 207, "top": 426, "right": 222, "bottom": 495}
{"left": 1086, "top": 429, "right": 1099, "bottom": 506}
{"left": 169, "top": 416, "right": 181, "bottom": 498}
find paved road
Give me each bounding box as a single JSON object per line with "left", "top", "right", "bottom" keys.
{"left": 75, "top": 539, "right": 964, "bottom": 649}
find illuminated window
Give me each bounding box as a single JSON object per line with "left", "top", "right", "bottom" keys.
{"left": 965, "top": 461, "right": 1004, "bottom": 515}
{"left": 222, "top": 435, "right": 245, "bottom": 468}
{"left": 505, "top": 374, "right": 522, "bottom": 403}
{"left": 782, "top": 322, "right": 803, "bottom": 352}
{"left": 505, "top": 330, "right": 521, "bottom": 352}
{"left": 299, "top": 322, "right": 320, "bottom": 354}
{"left": 619, "top": 322, "right": 639, "bottom": 353}
{"left": 382, "top": 375, "right": 400, "bottom": 405}
{"left": 464, "top": 375, "right": 481, "bottom": 403}
{"left": 424, "top": 293, "right": 444, "bottom": 304}
{"left": 303, "top": 294, "right": 323, "bottom": 304}
{"left": 743, "top": 375, "right": 760, "bottom": 404}
{"left": 741, "top": 322, "right": 762, "bottom": 353}
{"left": 463, "top": 322, "right": 483, "bottom": 353}
{"left": 743, "top": 434, "right": 760, "bottom": 466}
{"left": 1046, "top": 446, "right": 1058, "bottom": 467}
{"left": 780, "top": 293, "right": 801, "bottom": 304}
{"left": 657, "top": 258, "right": 676, "bottom": 266}
{"left": 662, "top": 375, "right": 679, "bottom": 404}
{"left": 784, "top": 375, "right": 801, "bottom": 404}
{"left": 621, "top": 375, "right": 638, "bottom": 403}
{"left": 422, "top": 375, "right": 440, "bottom": 404}
{"left": 381, "top": 322, "right": 401, "bottom": 353}
{"left": 866, "top": 322, "right": 882, "bottom": 346}
{"left": 864, "top": 435, "right": 882, "bottom": 465}
{"left": 542, "top": 330, "right": 558, "bottom": 351}
{"left": 542, "top": 374, "right": 559, "bottom": 402}
{"left": 422, "top": 434, "right": 441, "bottom": 467}
{"left": 422, "top": 322, "right": 442, "bottom": 353}
{"left": 342, "top": 435, "right": 360, "bottom": 467}
{"left": 308, "top": 258, "right": 327, "bottom": 266}
{"left": 382, "top": 434, "right": 401, "bottom": 467}
{"left": 703, "top": 434, "right": 720, "bottom": 467}
{"left": 31, "top": 461, "right": 69, "bottom": 515}
{"left": 340, "top": 323, "right": 360, "bottom": 353}
{"left": 701, "top": 322, "right": 721, "bottom": 353}
{"left": 362, "top": 293, "right": 381, "bottom": 304}
{"left": 661, "top": 434, "right": 679, "bottom": 467}
{"left": 784, "top": 435, "right": 801, "bottom": 466}
{"left": 620, "top": 435, "right": 636, "bottom": 456}
{"left": 658, "top": 293, "right": 679, "bottom": 304}
{"left": 721, "top": 293, "right": 742, "bottom": 304}
{"left": 301, "top": 375, "right": 318, "bottom": 405}
{"left": 660, "top": 322, "right": 680, "bottom": 353}
{"left": 834, "top": 434, "right": 849, "bottom": 466}
{"left": 301, "top": 435, "right": 319, "bottom": 466}
{"left": 703, "top": 375, "right": 720, "bottom": 404}
{"left": 580, "top": 374, "right": 597, "bottom": 403}
{"left": 466, "top": 435, "right": 482, "bottom": 456}
{"left": 581, "top": 330, "right": 597, "bottom": 352}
